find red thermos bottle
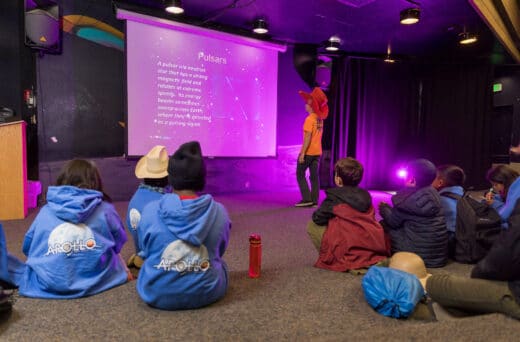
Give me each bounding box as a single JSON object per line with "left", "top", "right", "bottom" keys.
{"left": 249, "top": 234, "right": 261, "bottom": 278}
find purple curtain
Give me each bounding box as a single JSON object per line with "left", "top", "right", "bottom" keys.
{"left": 328, "top": 57, "right": 420, "bottom": 190}
{"left": 327, "top": 57, "right": 493, "bottom": 190}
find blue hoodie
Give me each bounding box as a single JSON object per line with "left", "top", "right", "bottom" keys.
{"left": 126, "top": 184, "right": 168, "bottom": 256}
{"left": 136, "top": 193, "right": 231, "bottom": 310}
{"left": 439, "top": 185, "right": 464, "bottom": 233}
{"left": 17, "top": 185, "right": 129, "bottom": 299}
{"left": 495, "top": 177, "right": 520, "bottom": 228}
{"left": 0, "top": 223, "right": 25, "bottom": 287}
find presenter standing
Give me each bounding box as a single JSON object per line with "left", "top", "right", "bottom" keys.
{"left": 295, "top": 87, "right": 329, "bottom": 207}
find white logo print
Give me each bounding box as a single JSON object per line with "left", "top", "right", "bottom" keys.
{"left": 129, "top": 208, "right": 141, "bottom": 231}
{"left": 45, "top": 223, "right": 99, "bottom": 256}
{"left": 154, "top": 240, "right": 210, "bottom": 275}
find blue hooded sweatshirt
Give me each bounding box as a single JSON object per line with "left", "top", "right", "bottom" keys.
{"left": 494, "top": 177, "right": 520, "bottom": 228}
{"left": 439, "top": 185, "right": 464, "bottom": 233}
{"left": 136, "top": 193, "right": 231, "bottom": 310}
{"left": 17, "top": 185, "right": 129, "bottom": 299}
{"left": 126, "top": 184, "right": 168, "bottom": 256}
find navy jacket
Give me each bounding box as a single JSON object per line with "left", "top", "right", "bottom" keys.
{"left": 379, "top": 186, "right": 448, "bottom": 268}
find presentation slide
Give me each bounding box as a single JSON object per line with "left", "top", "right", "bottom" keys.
{"left": 120, "top": 10, "right": 285, "bottom": 157}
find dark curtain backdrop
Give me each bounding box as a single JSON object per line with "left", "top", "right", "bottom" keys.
{"left": 418, "top": 63, "right": 493, "bottom": 189}
{"left": 327, "top": 57, "right": 420, "bottom": 190}
{"left": 327, "top": 57, "right": 493, "bottom": 190}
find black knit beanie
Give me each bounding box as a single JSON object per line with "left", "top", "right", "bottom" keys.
{"left": 168, "top": 141, "right": 206, "bottom": 191}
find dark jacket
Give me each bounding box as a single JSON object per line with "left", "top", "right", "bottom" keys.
{"left": 312, "top": 186, "right": 372, "bottom": 226}
{"left": 379, "top": 186, "right": 448, "bottom": 268}
{"left": 472, "top": 224, "right": 520, "bottom": 304}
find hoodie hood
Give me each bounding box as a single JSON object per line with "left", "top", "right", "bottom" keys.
{"left": 392, "top": 186, "right": 441, "bottom": 217}
{"left": 326, "top": 186, "right": 372, "bottom": 213}
{"left": 46, "top": 186, "right": 103, "bottom": 224}
{"left": 158, "top": 193, "right": 218, "bottom": 246}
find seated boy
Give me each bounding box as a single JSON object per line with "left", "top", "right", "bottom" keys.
{"left": 136, "top": 141, "right": 231, "bottom": 310}
{"left": 431, "top": 164, "right": 466, "bottom": 258}
{"left": 307, "top": 157, "right": 390, "bottom": 272}
{"left": 379, "top": 158, "right": 448, "bottom": 268}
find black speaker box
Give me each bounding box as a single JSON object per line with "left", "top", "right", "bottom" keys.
{"left": 25, "top": 5, "right": 61, "bottom": 53}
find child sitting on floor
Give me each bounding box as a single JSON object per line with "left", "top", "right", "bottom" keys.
{"left": 432, "top": 164, "right": 466, "bottom": 258}
{"left": 136, "top": 141, "right": 232, "bottom": 310}
{"left": 379, "top": 158, "right": 448, "bottom": 268}
{"left": 126, "top": 145, "right": 170, "bottom": 270}
{"left": 307, "top": 157, "right": 390, "bottom": 272}
{"left": 15, "top": 159, "right": 132, "bottom": 299}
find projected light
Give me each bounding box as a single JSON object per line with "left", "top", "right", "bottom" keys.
{"left": 396, "top": 168, "right": 408, "bottom": 179}
{"left": 118, "top": 10, "right": 286, "bottom": 157}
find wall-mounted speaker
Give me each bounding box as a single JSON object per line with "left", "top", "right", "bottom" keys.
{"left": 25, "top": 2, "right": 61, "bottom": 54}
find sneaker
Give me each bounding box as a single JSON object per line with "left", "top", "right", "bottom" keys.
{"left": 312, "top": 203, "right": 318, "bottom": 208}
{"left": 295, "top": 200, "right": 314, "bottom": 207}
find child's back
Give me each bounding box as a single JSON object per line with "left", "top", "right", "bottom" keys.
{"left": 17, "top": 160, "right": 129, "bottom": 298}
{"left": 136, "top": 141, "right": 231, "bottom": 310}
{"left": 432, "top": 164, "right": 466, "bottom": 257}
{"left": 379, "top": 159, "right": 448, "bottom": 268}
{"left": 309, "top": 157, "right": 390, "bottom": 272}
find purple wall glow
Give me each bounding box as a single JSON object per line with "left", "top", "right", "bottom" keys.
{"left": 120, "top": 10, "right": 285, "bottom": 157}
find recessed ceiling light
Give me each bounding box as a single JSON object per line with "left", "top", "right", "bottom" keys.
{"left": 400, "top": 8, "right": 420, "bottom": 25}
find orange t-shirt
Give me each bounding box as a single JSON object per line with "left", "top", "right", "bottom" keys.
{"left": 303, "top": 113, "right": 324, "bottom": 156}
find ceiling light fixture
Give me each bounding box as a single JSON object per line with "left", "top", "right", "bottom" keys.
{"left": 164, "top": 0, "right": 184, "bottom": 14}
{"left": 400, "top": 8, "right": 420, "bottom": 25}
{"left": 253, "top": 19, "right": 268, "bottom": 34}
{"left": 459, "top": 31, "right": 477, "bottom": 45}
{"left": 325, "top": 36, "right": 341, "bottom": 52}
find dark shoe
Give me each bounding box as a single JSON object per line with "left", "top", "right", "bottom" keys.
{"left": 295, "top": 200, "right": 314, "bottom": 207}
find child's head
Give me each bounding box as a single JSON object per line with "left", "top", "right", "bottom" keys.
{"left": 432, "top": 164, "right": 466, "bottom": 190}
{"left": 486, "top": 164, "right": 519, "bottom": 198}
{"left": 298, "top": 87, "right": 329, "bottom": 119}
{"left": 334, "top": 157, "right": 363, "bottom": 187}
{"left": 135, "top": 145, "right": 169, "bottom": 188}
{"left": 405, "top": 159, "right": 436, "bottom": 188}
{"left": 56, "top": 159, "right": 105, "bottom": 194}
{"left": 168, "top": 141, "right": 206, "bottom": 192}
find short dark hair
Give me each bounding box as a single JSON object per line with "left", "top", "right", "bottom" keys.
{"left": 486, "top": 165, "right": 519, "bottom": 198}
{"left": 335, "top": 157, "right": 363, "bottom": 186}
{"left": 436, "top": 164, "right": 466, "bottom": 187}
{"left": 407, "top": 159, "right": 436, "bottom": 188}
{"left": 56, "top": 159, "right": 111, "bottom": 201}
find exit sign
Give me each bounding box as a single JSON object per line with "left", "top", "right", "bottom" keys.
{"left": 493, "top": 83, "right": 503, "bottom": 92}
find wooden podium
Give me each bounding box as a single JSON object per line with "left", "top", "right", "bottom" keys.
{"left": 0, "top": 121, "right": 27, "bottom": 220}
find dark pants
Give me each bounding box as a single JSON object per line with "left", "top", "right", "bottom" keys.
{"left": 296, "top": 155, "right": 320, "bottom": 203}
{"left": 427, "top": 274, "right": 520, "bottom": 320}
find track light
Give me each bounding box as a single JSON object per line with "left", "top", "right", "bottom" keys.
{"left": 325, "top": 36, "right": 341, "bottom": 52}
{"left": 164, "top": 0, "right": 184, "bottom": 14}
{"left": 400, "top": 8, "right": 420, "bottom": 25}
{"left": 459, "top": 31, "right": 477, "bottom": 45}
{"left": 253, "top": 19, "right": 268, "bottom": 34}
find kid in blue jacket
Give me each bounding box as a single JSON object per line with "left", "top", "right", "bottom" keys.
{"left": 432, "top": 164, "right": 466, "bottom": 258}
{"left": 484, "top": 164, "right": 520, "bottom": 228}
{"left": 136, "top": 141, "right": 231, "bottom": 310}
{"left": 15, "top": 159, "right": 131, "bottom": 299}
{"left": 126, "top": 145, "right": 170, "bottom": 269}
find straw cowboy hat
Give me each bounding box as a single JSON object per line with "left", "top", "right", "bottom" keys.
{"left": 135, "top": 145, "right": 169, "bottom": 179}
{"left": 388, "top": 252, "right": 432, "bottom": 289}
{"left": 298, "top": 87, "right": 329, "bottom": 120}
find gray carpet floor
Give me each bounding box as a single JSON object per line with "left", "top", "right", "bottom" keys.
{"left": 1, "top": 190, "right": 520, "bottom": 341}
